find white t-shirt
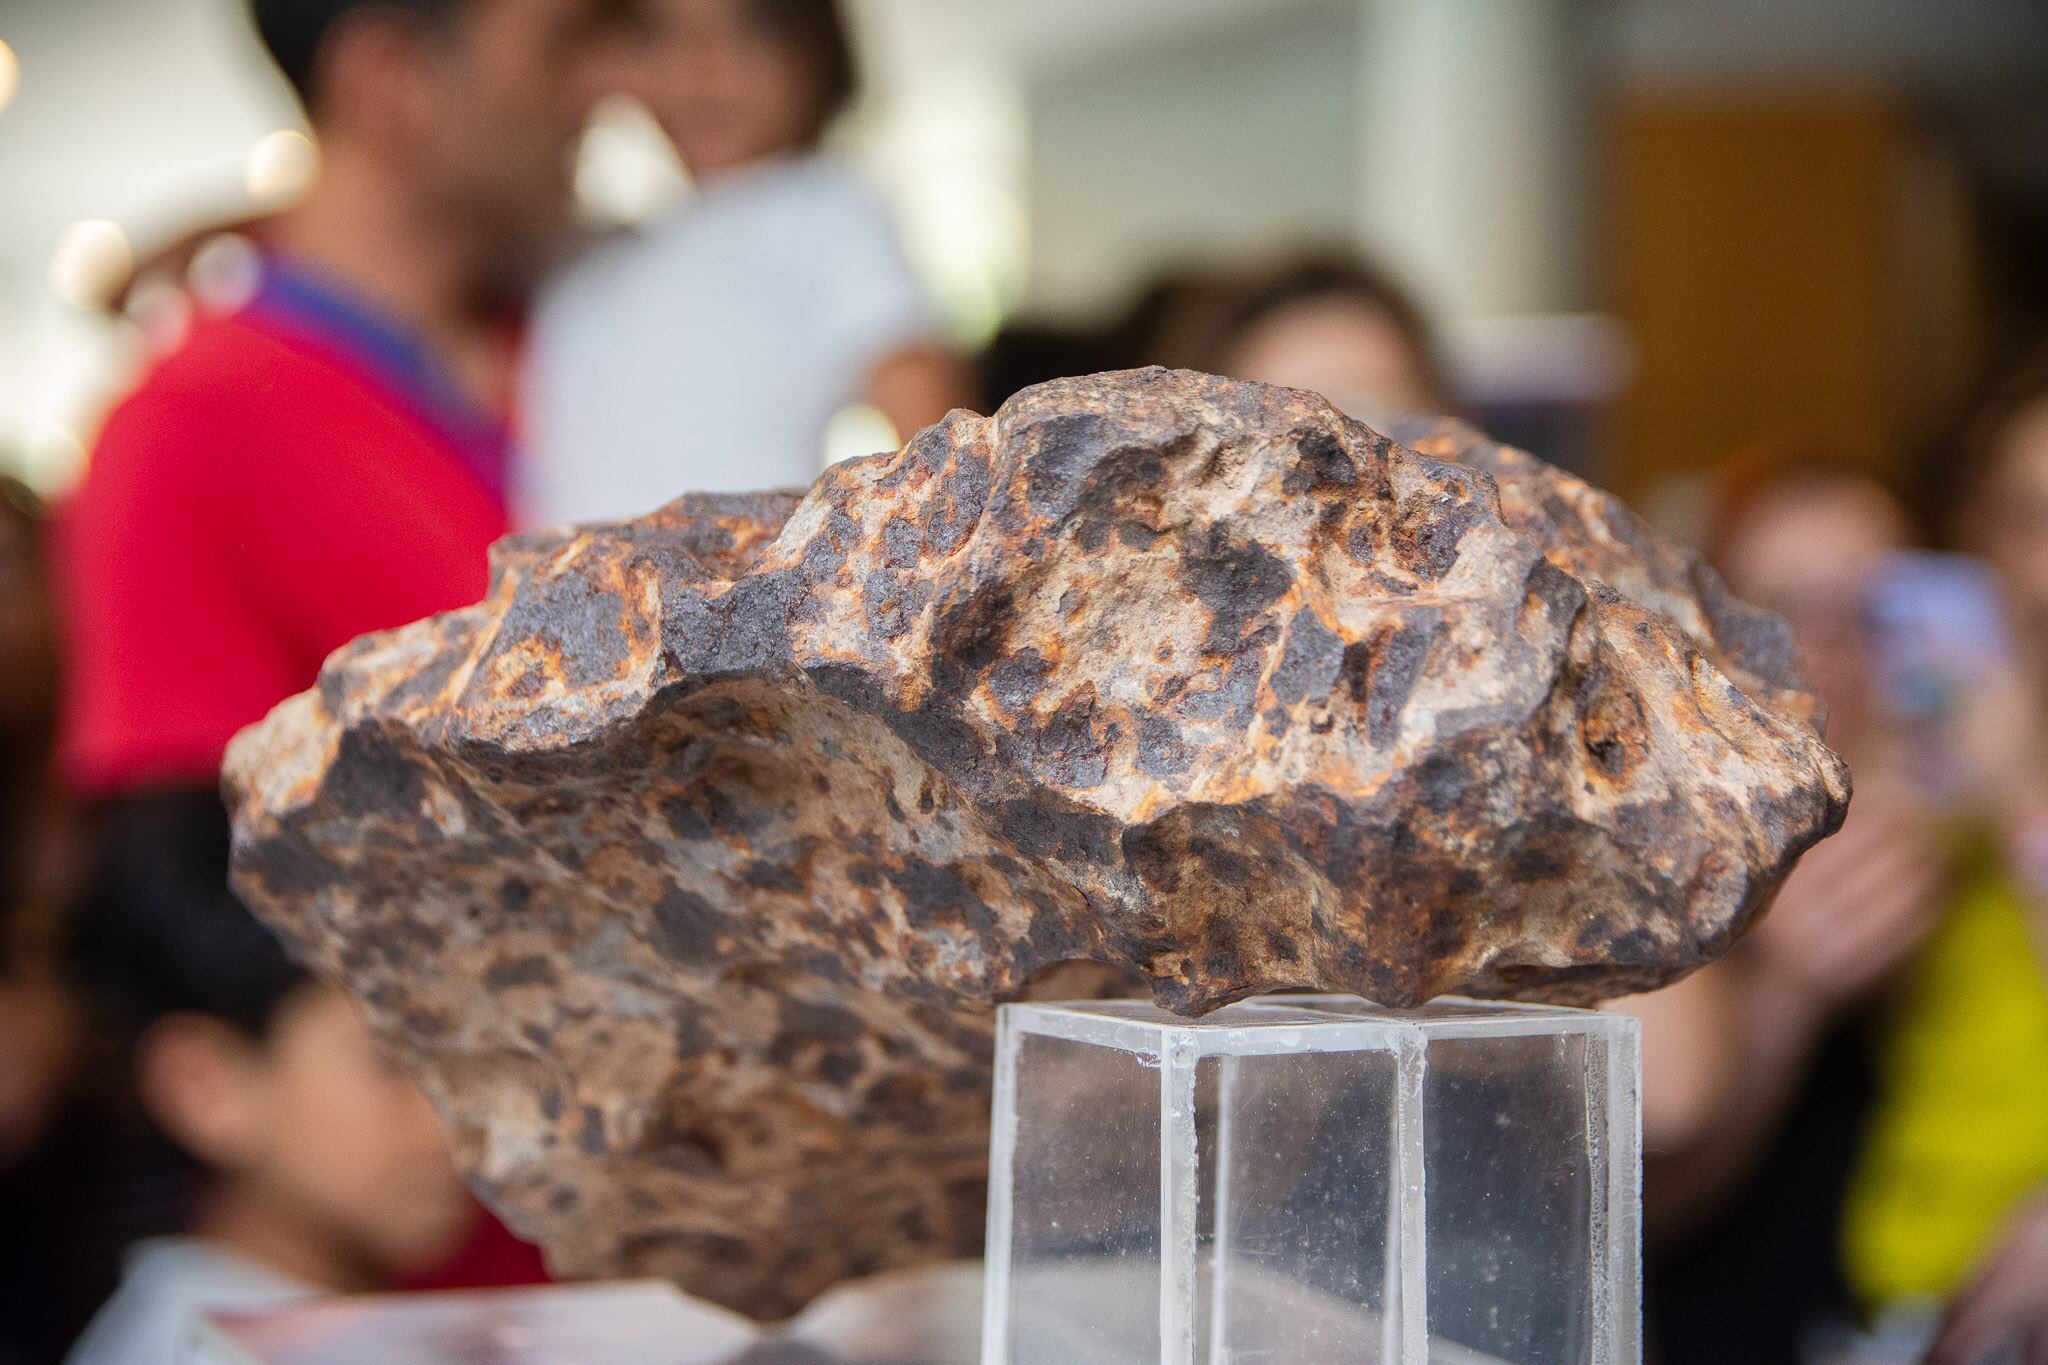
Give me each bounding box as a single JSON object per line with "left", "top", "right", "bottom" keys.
{"left": 522, "top": 156, "right": 938, "bottom": 527}
{"left": 65, "top": 1238, "right": 312, "bottom": 1365}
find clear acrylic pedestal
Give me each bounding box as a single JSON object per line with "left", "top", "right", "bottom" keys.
{"left": 981, "top": 996, "right": 1641, "bottom": 1365}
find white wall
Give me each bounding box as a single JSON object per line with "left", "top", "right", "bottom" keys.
{"left": 1354, "top": 0, "right": 1594, "bottom": 322}
{"left": 0, "top": 0, "right": 298, "bottom": 486}
{"left": 1016, "top": 0, "right": 1600, "bottom": 331}
{"left": 1021, "top": 0, "right": 1365, "bottom": 321}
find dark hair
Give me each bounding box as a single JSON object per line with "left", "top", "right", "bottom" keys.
{"left": 249, "top": 0, "right": 466, "bottom": 111}
{"left": 1111, "top": 266, "right": 1239, "bottom": 371}
{"left": 1701, "top": 443, "right": 1909, "bottom": 574}
{"left": 1131, "top": 252, "right": 1455, "bottom": 413}
{"left": 1918, "top": 342, "right": 2048, "bottom": 552}
{"left": 66, "top": 790, "right": 310, "bottom": 1046}
{"left": 743, "top": 0, "right": 859, "bottom": 145}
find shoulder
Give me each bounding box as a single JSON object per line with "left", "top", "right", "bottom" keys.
{"left": 76, "top": 319, "right": 256, "bottom": 504}
{"left": 97, "top": 313, "right": 359, "bottom": 451}
{"left": 131, "top": 312, "right": 322, "bottom": 402}
{"left": 66, "top": 1240, "right": 307, "bottom": 1365}
{"left": 81, "top": 315, "right": 352, "bottom": 497}
{"left": 535, "top": 230, "right": 650, "bottom": 334}
{"left": 533, "top": 215, "right": 727, "bottom": 353}
{"left": 755, "top": 160, "right": 919, "bottom": 299}
{"left": 62, "top": 1242, "right": 217, "bottom": 1365}
{"left": 680, "top": 157, "right": 901, "bottom": 248}
{"left": 776, "top": 156, "right": 883, "bottom": 202}
{"left": 769, "top": 157, "right": 899, "bottom": 232}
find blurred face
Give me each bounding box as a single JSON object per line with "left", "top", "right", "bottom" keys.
{"left": 390, "top": 0, "right": 614, "bottom": 285}
{"left": 1221, "top": 297, "right": 1441, "bottom": 426}
{"left": 633, "top": 0, "right": 819, "bottom": 179}
{"left": 149, "top": 988, "right": 474, "bottom": 1282}
{"left": 1975, "top": 398, "right": 2048, "bottom": 660}
{"left": 1718, "top": 478, "right": 1908, "bottom": 744}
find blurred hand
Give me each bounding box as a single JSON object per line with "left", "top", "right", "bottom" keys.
{"left": 1945, "top": 658, "right": 2048, "bottom": 826}
{"left": 1938, "top": 658, "right": 2048, "bottom": 956}
{"left": 1741, "top": 787, "right": 1945, "bottom": 1023}
{"left": 1926, "top": 1188, "right": 2048, "bottom": 1365}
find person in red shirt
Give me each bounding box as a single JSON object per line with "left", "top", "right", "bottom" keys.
{"left": 56, "top": 0, "right": 622, "bottom": 1308}
{"left": 63, "top": 0, "right": 616, "bottom": 791}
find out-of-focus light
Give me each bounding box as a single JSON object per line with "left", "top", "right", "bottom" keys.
{"left": 822, "top": 403, "right": 901, "bottom": 469}
{"left": 24, "top": 424, "right": 86, "bottom": 494}
{"left": 49, "top": 219, "right": 132, "bottom": 311}
{"left": 0, "top": 40, "right": 20, "bottom": 115}
{"left": 245, "top": 128, "right": 317, "bottom": 203}
{"left": 863, "top": 68, "right": 1029, "bottom": 345}
{"left": 188, "top": 232, "right": 263, "bottom": 313}
{"left": 574, "top": 97, "right": 687, "bottom": 228}
{"left": 125, "top": 276, "right": 194, "bottom": 355}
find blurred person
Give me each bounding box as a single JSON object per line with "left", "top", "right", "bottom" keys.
{"left": 1945, "top": 349, "right": 2048, "bottom": 672}
{"left": 0, "top": 476, "right": 75, "bottom": 1167}
{"left": 54, "top": 0, "right": 622, "bottom": 1309}
{"left": 0, "top": 476, "right": 96, "bottom": 1365}
{"left": 977, "top": 320, "right": 1117, "bottom": 413}
{"left": 1135, "top": 253, "right": 1456, "bottom": 424}
{"left": 1623, "top": 454, "right": 1950, "bottom": 1365}
{"left": 63, "top": 795, "right": 473, "bottom": 1365}
{"left": 977, "top": 266, "right": 1229, "bottom": 413}
{"left": 524, "top": 0, "right": 973, "bottom": 524}
{"left": 1897, "top": 348, "right": 2048, "bottom": 1365}
{"left": 1626, "top": 440, "right": 2048, "bottom": 1365}
{"left": 62, "top": 0, "right": 610, "bottom": 803}
{"left": 1927, "top": 1191, "right": 2048, "bottom": 1365}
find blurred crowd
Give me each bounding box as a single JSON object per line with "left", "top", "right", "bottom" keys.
{"left": 2, "top": 1, "right": 2047, "bottom": 1364}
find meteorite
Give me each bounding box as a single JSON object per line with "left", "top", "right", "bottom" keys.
{"left": 224, "top": 368, "right": 1847, "bottom": 1316}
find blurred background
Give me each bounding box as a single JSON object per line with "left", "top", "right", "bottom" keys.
{"left": 9, "top": 3, "right": 2048, "bottom": 1365}
{"left": 5, "top": 0, "right": 2048, "bottom": 499}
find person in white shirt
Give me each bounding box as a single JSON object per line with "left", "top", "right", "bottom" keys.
{"left": 65, "top": 1240, "right": 308, "bottom": 1365}
{"left": 525, "top": 0, "right": 973, "bottom": 525}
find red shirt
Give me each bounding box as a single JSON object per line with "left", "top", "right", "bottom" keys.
{"left": 56, "top": 264, "right": 546, "bottom": 1288}
{"left": 57, "top": 283, "right": 508, "bottom": 795}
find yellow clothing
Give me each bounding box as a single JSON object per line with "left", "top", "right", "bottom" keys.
{"left": 1843, "top": 866, "right": 2048, "bottom": 1305}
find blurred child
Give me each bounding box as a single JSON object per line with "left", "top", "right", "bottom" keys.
{"left": 525, "top": 0, "right": 972, "bottom": 522}
{"left": 64, "top": 797, "right": 473, "bottom": 1365}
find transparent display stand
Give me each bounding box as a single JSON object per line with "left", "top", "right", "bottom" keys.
{"left": 981, "top": 996, "right": 1642, "bottom": 1365}
{"left": 203, "top": 996, "right": 1639, "bottom": 1365}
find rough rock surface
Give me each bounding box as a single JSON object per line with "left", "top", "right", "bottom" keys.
{"left": 224, "top": 368, "right": 1848, "bottom": 1316}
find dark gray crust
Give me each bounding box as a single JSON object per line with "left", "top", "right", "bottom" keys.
{"left": 225, "top": 368, "right": 1848, "bottom": 1317}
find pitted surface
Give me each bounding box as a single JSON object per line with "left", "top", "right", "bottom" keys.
{"left": 226, "top": 369, "right": 1847, "bottom": 1317}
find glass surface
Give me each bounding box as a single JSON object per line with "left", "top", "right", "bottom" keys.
{"left": 202, "top": 1281, "right": 762, "bottom": 1365}
{"left": 983, "top": 997, "right": 1642, "bottom": 1365}
{"left": 1004, "top": 1031, "right": 1163, "bottom": 1362}
{"left": 1199, "top": 1045, "right": 1396, "bottom": 1361}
